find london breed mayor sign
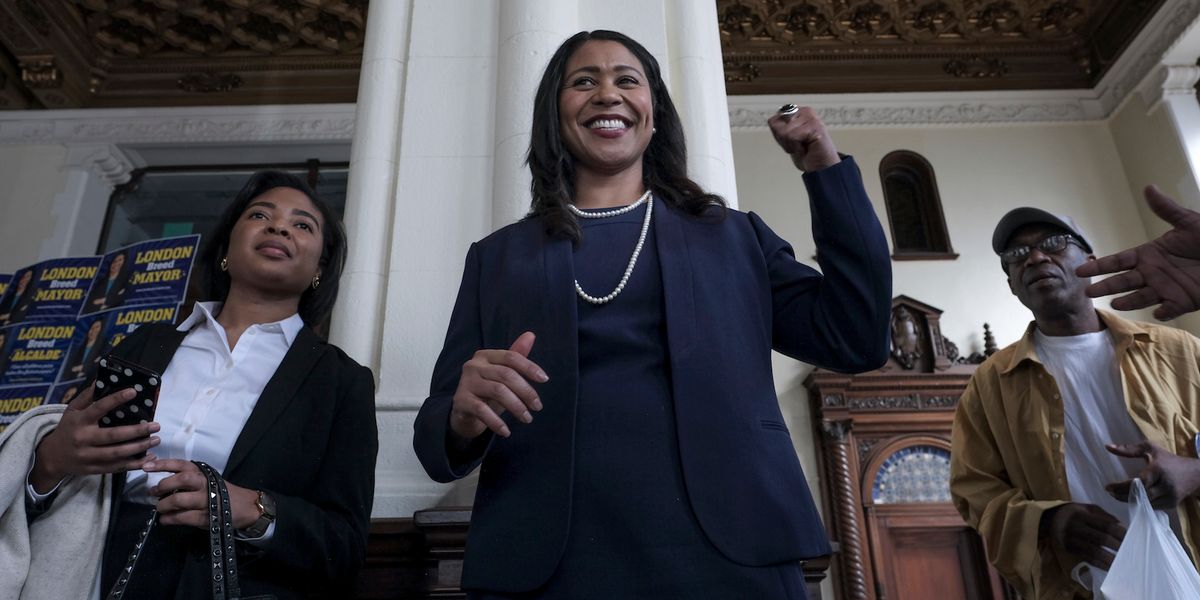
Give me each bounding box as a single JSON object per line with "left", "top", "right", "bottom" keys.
{"left": 0, "top": 234, "right": 199, "bottom": 427}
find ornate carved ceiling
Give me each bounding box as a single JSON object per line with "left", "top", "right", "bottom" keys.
{"left": 0, "top": 0, "right": 366, "bottom": 109}
{"left": 718, "top": 0, "right": 1165, "bottom": 94}
{"left": 0, "top": 1, "right": 1170, "bottom": 109}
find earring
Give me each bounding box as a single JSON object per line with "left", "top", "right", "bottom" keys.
{"left": 311, "top": 274, "right": 321, "bottom": 289}
{"left": 652, "top": 127, "right": 657, "bottom": 134}
{"left": 220, "top": 257, "right": 228, "bottom": 272}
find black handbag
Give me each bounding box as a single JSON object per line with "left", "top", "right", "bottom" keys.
{"left": 106, "top": 461, "right": 255, "bottom": 600}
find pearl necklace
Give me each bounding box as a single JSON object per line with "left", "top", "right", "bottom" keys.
{"left": 566, "top": 189, "right": 652, "bottom": 219}
{"left": 571, "top": 192, "right": 654, "bottom": 305}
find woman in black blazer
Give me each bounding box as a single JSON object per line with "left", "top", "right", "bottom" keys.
{"left": 414, "top": 31, "right": 891, "bottom": 599}
{"left": 84, "top": 249, "right": 131, "bottom": 314}
{"left": 28, "top": 171, "right": 378, "bottom": 599}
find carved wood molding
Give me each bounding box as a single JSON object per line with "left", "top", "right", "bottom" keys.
{"left": 718, "top": 0, "right": 1165, "bottom": 94}
{"left": 0, "top": 0, "right": 367, "bottom": 108}
{"left": 728, "top": 0, "right": 1200, "bottom": 127}
{"left": 822, "top": 419, "right": 870, "bottom": 600}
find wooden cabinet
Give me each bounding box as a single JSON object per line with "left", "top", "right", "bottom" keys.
{"left": 805, "top": 296, "right": 1016, "bottom": 600}
{"left": 355, "top": 510, "right": 834, "bottom": 598}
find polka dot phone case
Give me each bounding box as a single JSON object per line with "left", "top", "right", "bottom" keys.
{"left": 94, "top": 354, "right": 161, "bottom": 433}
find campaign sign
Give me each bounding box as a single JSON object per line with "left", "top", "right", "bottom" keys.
{"left": 0, "top": 266, "right": 37, "bottom": 327}
{"left": 59, "top": 303, "right": 177, "bottom": 383}
{"left": 0, "top": 384, "right": 50, "bottom": 433}
{"left": 82, "top": 235, "right": 200, "bottom": 315}
{"left": 0, "top": 320, "right": 76, "bottom": 386}
{"left": 47, "top": 378, "right": 86, "bottom": 405}
{"left": 15, "top": 257, "right": 103, "bottom": 324}
{"left": 103, "top": 303, "right": 179, "bottom": 352}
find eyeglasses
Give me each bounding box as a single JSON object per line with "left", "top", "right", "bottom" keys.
{"left": 1000, "top": 234, "right": 1083, "bottom": 265}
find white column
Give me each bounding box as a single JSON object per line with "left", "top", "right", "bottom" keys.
{"left": 1157, "top": 64, "right": 1200, "bottom": 191}
{"left": 329, "top": 0, "right": 414, "bottom": 374}
{"left": 372, "top": 0, "right": 502, "bottom": 515}
{"left": 1152, "top": 12, "right": 1200, "bottom": 203}
{"left": 664, "top": 0, "right": 739, "bottom": 207}
{"left": 491, "top": 0, "right": 579, "bottom": 228}
{"left": 40, "top": 143, "right": 134, "bottom": 259}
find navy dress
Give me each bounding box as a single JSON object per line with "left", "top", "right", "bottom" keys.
{"left": 472, "top": 203, "right": 807, "bottom": 599}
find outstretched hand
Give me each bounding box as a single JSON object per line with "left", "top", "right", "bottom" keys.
{"left": 767, "top": 106, "right": 840, "bottom": 173}
{"left": 1078, "top": 186, "right": 1200, "bottom": 320}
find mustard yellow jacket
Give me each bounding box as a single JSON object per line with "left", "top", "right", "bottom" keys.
{"left": 950, "top": 310, "right": 1200, "bottom": 599}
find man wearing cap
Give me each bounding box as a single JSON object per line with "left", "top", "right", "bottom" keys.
{"left": 949, "top": 207, "right": 1200, "bottom": 599}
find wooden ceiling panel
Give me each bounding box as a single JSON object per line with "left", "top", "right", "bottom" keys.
{"left": 718, "top": 0, "right": 1165, "bottom": 94}
{"left": 0, "top": 1, "right": 1170, "bottom": 109}
{"left": 0, "top": 0, "right": 366, "bottom": 109}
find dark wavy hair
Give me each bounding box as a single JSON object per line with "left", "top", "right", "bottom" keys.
{"left": 526, "top": 30, "right": 725, "bottom": 241}
{"left": 198, "top": 170, "right": 347, "bottom": 327}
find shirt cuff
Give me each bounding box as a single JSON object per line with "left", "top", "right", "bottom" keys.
{"left": 236, "top": 520, "right": 276, "bottom": 546}
{"left": 25, "top": 457, "right": 68, "bottom": 505}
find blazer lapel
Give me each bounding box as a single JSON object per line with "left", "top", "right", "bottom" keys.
{"left": 654, "top": 202, "right": 697, "bottom": 354}
{"left": 224, "top": 326, "right": 325, "bottom": 476}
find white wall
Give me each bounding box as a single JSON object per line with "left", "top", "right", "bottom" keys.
{"left": 0, "top": 144, "right": 69, "bottom": 272}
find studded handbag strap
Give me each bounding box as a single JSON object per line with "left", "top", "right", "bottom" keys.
{"left": 106, "top": 461, "right": 242, "bottom": 600}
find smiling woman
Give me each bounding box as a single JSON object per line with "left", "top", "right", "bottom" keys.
{"left": 414, "top": 30, "right": 894, "bottom": 600}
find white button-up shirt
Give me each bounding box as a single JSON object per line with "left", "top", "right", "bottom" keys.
{"left": 122, "top": 301, "right": 303, "bottom": 503}
{"left": 29, "top": 301, "right": 302, "bottom": 543}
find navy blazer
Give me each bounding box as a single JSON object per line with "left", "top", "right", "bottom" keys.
{"left": 413, "top": 158, "right": 892, "bottom": 593}
{"left": 105, "top": 322, "right": 379, "bottom": 599}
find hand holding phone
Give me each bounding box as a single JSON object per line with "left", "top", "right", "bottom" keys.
{"left": 29, "top": 384, "right": 162, "bottom": 493}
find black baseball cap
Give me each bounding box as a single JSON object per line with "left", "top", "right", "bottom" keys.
{"left": 991, "top": 207, "right": 1093, "bottom": 255}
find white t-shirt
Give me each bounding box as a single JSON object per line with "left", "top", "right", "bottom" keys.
{"left": 1034, "top": 328, "right": 1145, "bottom": 525}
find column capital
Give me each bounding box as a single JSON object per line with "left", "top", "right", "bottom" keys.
{"left": 63, "top": 143, "right": 135, "bottom": 187}
{"left": 1138, "top": 63, "right": 1200, "bottom": 112}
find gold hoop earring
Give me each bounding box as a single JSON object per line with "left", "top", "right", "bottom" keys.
{"left": 311, "top": 275, "right": 321, "bottom": 289}
{"left": 220, "top": 257, "right": 228, "bottom": 272}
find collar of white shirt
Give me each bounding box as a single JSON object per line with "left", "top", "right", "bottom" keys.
{"left": 176, "top": 301, "right": 304, "bottom": 347}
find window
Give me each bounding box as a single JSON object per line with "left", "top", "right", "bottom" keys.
{"left": 879, "top": 151, "right": 956, "bottom": 260}
{"left": 98, "top": 161, "right": 348, "bottom": 253}
{"left": 96, "top": 161, "right": 349, "bottom": 335}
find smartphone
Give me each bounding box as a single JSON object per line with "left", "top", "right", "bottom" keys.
{"left": 94, "top": 354, "right": 161, "bottom": 431}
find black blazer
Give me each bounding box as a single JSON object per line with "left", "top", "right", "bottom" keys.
{"left": 414, "top": 158, "right": 892, "bottom": 592}
{"left": 106, "top": 321, "right": 379, "bottom": 599}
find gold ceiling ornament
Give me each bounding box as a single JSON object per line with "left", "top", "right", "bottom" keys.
{"left": 0, "top": 0, "right": 367, "bottom": 108}
{"left": 77, "top": 0, "right": 365, "bottom": 57}
{"left": 717, "top": 0, "right": 1163, "bottom": 95}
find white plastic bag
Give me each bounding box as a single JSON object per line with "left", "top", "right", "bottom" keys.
{"left": 1099, "top": 478, "right": 1200, "bottom": 600}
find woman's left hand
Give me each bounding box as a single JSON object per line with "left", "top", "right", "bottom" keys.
{"left": 145, "top": 459, "right": 260, "bottom": 530}
{"left": 767, "top": 105, "right": 840, "bottom": 173}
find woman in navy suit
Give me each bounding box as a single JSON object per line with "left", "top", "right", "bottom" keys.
{"left": 414, "top": 30, "right": 892, "bottom": 599}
